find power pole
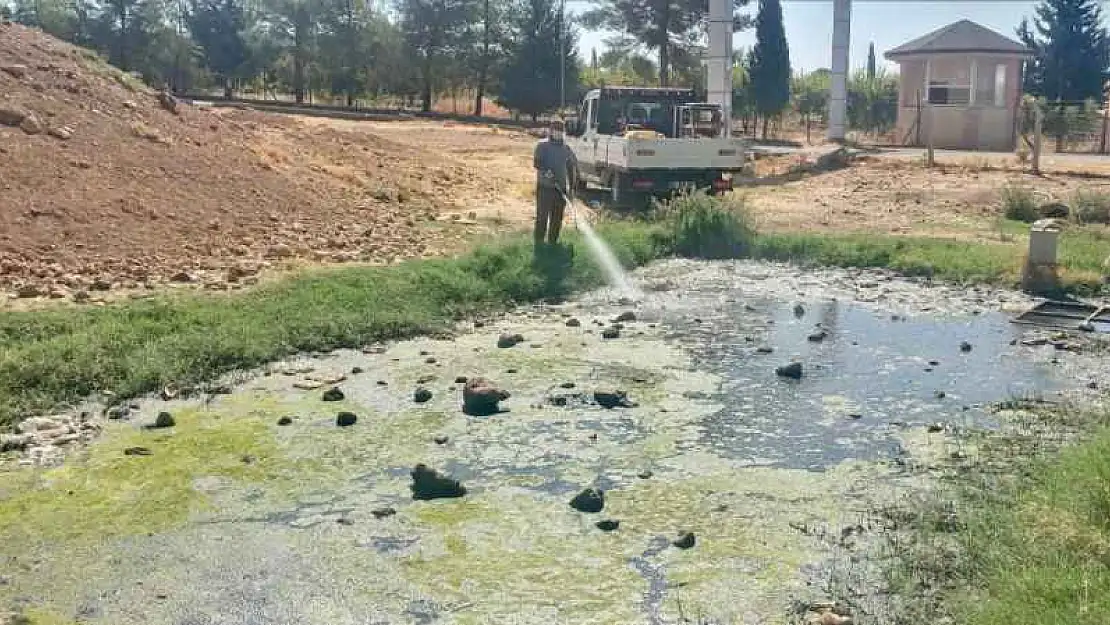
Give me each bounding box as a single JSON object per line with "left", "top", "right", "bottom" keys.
{"left": 827, "top": 0, "right": 851, "bottom": 141}
{"left": 559, "top": 0, "right": 566, "bottom": 113}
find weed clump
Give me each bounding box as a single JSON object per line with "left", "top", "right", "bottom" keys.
{"left": 657, "top": 191, "right": 754, "bottom": 259}
{"left": 1001, "top": 183, "right": 1039, "bottom": 223}
{"left": 1071, "top": 187, "right": 1110, "bottom": 224}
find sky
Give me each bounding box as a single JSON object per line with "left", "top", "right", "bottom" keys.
{"left": 568, "top": 1, "right": 1049, "bottom": 73}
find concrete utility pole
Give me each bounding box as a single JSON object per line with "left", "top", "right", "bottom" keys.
{"left": 559, "top": 0, "right": 566, "bottom": 112}
{"left": 706, "top": 0, "right": 734, "bottom": 136}
{"left": 827, "top": 0, "right": 851, "bottom": 142}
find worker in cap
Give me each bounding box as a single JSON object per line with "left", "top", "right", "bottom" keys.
{"left": 532, "top": 118, "right": 577, "bottom": 248}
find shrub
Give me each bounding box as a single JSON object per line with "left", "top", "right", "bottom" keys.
{"left": 659, "top": 191, "right": 755, "bottom": 259}
{"left": 1001, "top": 183, "right": 1038, "bottom": 223}
{"left": 1071, "top": 187, "right": 1110, "bottom": 224}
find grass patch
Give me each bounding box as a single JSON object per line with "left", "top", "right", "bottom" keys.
{"left": 0, "top": 226, "right": 662, "bottom": 428}
{"left": 752, "top": 232, "right": 1020, "bottom": 283}
{"left": 945, "top": 427, "right": 1110, "bottom": 624}
{"left": 1001, "top": 182, "right": 1039, "bottom": 223}
{"left": 0, "top": 194, "right": 1105, "bottom": 429}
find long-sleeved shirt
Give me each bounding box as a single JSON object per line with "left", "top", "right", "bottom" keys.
{"left": 533, "top": 138, "right": 577, "bottom": 193}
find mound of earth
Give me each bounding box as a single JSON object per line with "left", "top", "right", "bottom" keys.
{"left": 0, "top": 23, "right": 503, "bottom": 300}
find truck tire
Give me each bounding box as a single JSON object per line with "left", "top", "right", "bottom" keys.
{"left": 574, "top": 167, "right": 588, "bottom": 192}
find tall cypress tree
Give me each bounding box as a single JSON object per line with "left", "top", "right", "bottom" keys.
{"left": 749, "top": 0, "right": 790, "bottom": 138}
{"left": 866, "top": 41, "right": 876, "bottom": 79}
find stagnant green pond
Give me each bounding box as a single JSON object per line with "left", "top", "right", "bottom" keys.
{"left": 1, "top": 260, "right": 1102, "bottom": 625}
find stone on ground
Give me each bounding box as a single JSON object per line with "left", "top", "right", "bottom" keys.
{"left": 569, "top": 487, "right": 605, "bottom": 513}
{"left": 410, "top": 464, "right": 466, "bottom": 500}
{"left": 462, "top": 377, "right": 510, "bottom": 416}
{"left": 336, "top": 411, "right": 358, "bottom": 427}
{"left": 776, "top": 362, "right": 804, "bottom": 379}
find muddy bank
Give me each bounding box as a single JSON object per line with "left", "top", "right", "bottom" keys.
{"left": 1, "top": 260, "right": 1106, "bottom": 625}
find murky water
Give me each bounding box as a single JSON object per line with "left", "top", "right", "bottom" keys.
{"left": 1, "top": 260, "right": 1104, "bottom": 625}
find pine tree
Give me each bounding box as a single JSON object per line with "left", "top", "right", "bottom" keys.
{"left": 748, "top": 0, "right": 790, "bottom": 138}
{"left": 1021, "top": 0, "right": 1110, "bottom": 149}
{"left": 498, "top": 0, "right": 578, "bottom": 119}
{"left": 866, "top": 41, "right": 876, "bottom": 79}
{"left": 1029, "top": 0, "right": 1109, "bottom": 102}
{"left": 581, "top": 0, "right": 751, "bottom": 87}
{"left": 187, "top": 0, "right": 249, "bottom": 99}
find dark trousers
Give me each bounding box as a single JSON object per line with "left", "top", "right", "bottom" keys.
{"left": 535, "top": 185, "right": 566, "bottom": 245}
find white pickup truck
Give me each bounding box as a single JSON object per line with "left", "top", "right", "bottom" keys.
{"left": 565, "top": 86, "right": 747, "bottom": 206}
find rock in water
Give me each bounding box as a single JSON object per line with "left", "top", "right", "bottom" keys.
{"left": 565, "top": 318, "right": 581, "bottom": 328}
{"left": 277, "top": 416, "right": 294, "bottom": 426}
{"left": 410, "top": 464, "right": 466, "bottom": 500}
{"left": 322, "top": 387, "right": 345, "bottom": 402}
{"left": 807, "top": 329, "right": 829, "bottom": 342}
{"left": 153, "top": 411, "right": 175, "bottom": 428}
{"left": 496, "top": 333, "right": 524, "bottom": 348}
{"left": 776, "top": 362, "right": 803, "bottom": 379}
{"left": 672, "top": 531, "right": 696, "bottom": 549}
{"left": 959, "top": 341, "right": 973, "bottom": 353}
{"left": 596, "top": 519, "right": 620, "bottom": 532}
{"left": 413, "top": 387, "right": 433, "bottom": 403}
{"left": 601, "top": 326, "right": 621, "bottom": 339}
{"left": 793, "top": 303, "right": 806, "bottom": 318}
{"left": 569, "top": 488, "right": 605, "bottom": 513}
{"left": 462, "top": 377, "right": 510, "bottom": 416}
{"left": 124, "top": 446, "right": 153, "bottom": 456}
{"left": 594, "top": 389, "right": 634, "bottom": 409}
{"left": 614, "top": 311, "right": 636, "bottom": 323}
{"left": 371, "top": 507, "right": 396, "bottom": 519}
{"left": 336, "top": 411, "right": 358, "bottom": 427}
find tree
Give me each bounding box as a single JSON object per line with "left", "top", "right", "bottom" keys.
{"left": 1027, "top": 0, "right": 1109, "bottom": 101}
{"left": 580, "top": 0, "right": 751, "bottom": 87}
{"left": 397, "top": 0, "right": 475, "bottom": 111}
{"left": 1016, "top": 17, "right": 1041, "bottom": 95}
{"left": 792, "top": 69, "right": 829, "bottom": 143}
{"left": 847, "top": 68, "right": 897, "bottom": 136}
{"left": 748, "top": 0, "right": 789, "bottom": 138}
{"left": 188, "top": 0, "right": 249, "bottom": 98}
{"left": 468, "top": 0, "right": 513, "bottom": 116}
{"left": 498, "top": 0, "right": 578, "bottom": 120}
{"left": 317, "top": 0, "right": 374, "bottom": 106}
{"left": 1022, "top": 0, "right": 1110, "bottom": 149}
{"left": 865, "top": 41, "right": 875, "bottom": 79}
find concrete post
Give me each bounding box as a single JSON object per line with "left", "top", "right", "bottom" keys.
{"left": 706, "top": 0, "right": 733, "bottom": 136}
{"left": 925, "top": 105, "right": 935, "bottom": 166}
{"left": 827, "top": 0, "right": 851, "bottom": 142}
{"left": 1032, "top": 100, "right": 1043, "bottom": 174}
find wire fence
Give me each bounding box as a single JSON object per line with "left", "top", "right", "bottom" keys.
{"left": 1017, "top": 98, "right": 1110, "bottom": 155}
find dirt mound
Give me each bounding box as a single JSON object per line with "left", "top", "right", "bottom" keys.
{"left": 0, "top": 23, "right": 497, "bottom": 300}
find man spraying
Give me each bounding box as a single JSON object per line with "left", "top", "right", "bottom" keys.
{"left": 533, "top": 119, "right": 577, "bottom": 248}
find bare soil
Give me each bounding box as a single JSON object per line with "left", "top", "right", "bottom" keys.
{"left": 745, "top": 153, "right": 1110, "bottom": 239}
{"left": 0, "top": 23, "right": 539, "bottom": 303}
{"left": 4, "top": 24, "right": 1108, "bottom": 306}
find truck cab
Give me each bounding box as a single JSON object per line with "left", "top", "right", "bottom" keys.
{"left": 565, "top": 87, "right": 746, "bottom": 206}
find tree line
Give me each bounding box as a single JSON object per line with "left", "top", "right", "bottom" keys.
{"left": 2, "top": 0, "right": 1104, "bottom": 142}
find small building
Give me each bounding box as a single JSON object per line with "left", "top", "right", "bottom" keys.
{"left": 885, "top": 19, "right": 1033, "bottom": 151}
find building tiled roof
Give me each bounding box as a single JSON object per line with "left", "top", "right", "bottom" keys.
{"left": 885, "top": 19, "right": 1033, "bottom": 59}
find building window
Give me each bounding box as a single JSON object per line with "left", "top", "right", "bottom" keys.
{"left": 928, "top": 81, "right": 971, "bottom": 105}
{"left": 994, "top": 64, "right": 1007, "bottom": 107}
